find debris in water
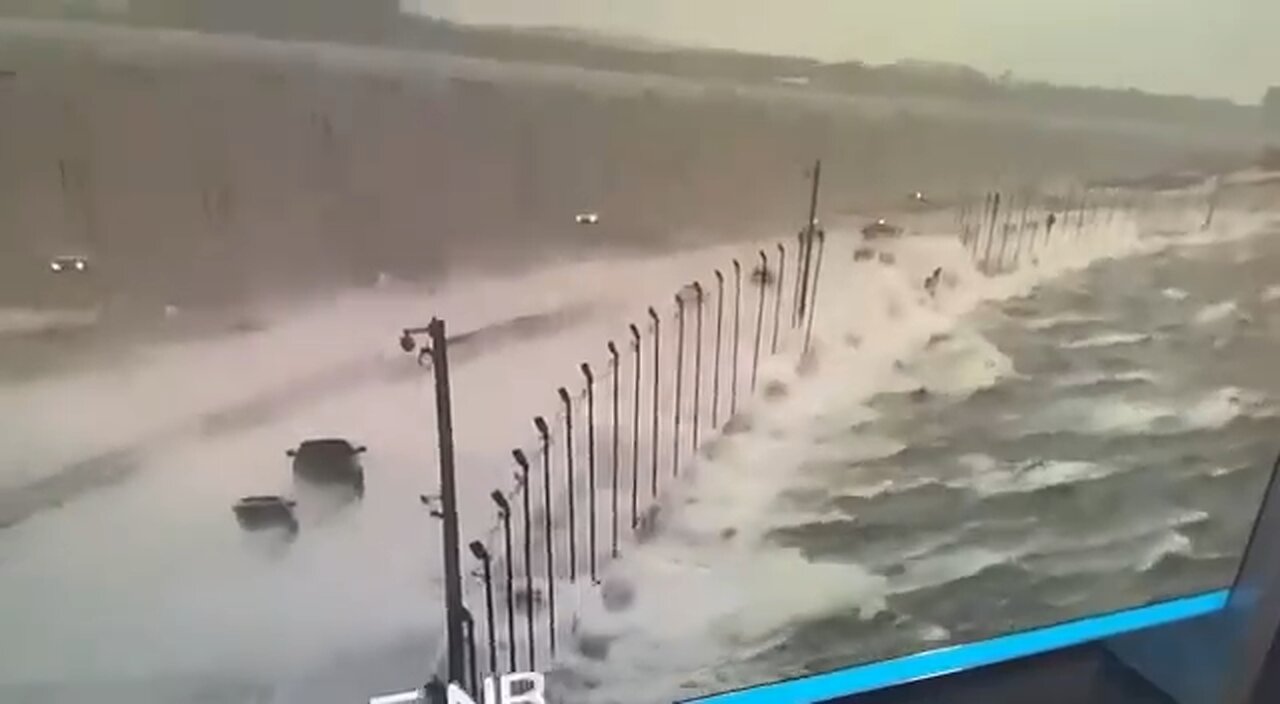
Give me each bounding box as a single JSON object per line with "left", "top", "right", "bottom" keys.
{"left": 636, "top": 506, "right": 662, "bottom": 542}
{"left": 723, "top": 414, "right": 753, "bottom": 435}
{"left": 924, "top": 267, "right": 943, "bottom": 297}
{"left": 601, "top": 578, "right": 636, "bottom": 612}
{"left": 577, "top": 632, "right": 613, "bottom": 660}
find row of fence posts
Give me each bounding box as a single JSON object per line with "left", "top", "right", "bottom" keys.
{"left": 955, "top": 187, "right": 1138, "bottom": 274}
{"left": 384, "top": 178, "right": 1173, "bottom": 702}
{"left": 400, "top": 162, "right": 829, "bottom": 700}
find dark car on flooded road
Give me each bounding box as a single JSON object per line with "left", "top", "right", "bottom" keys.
{"left": 861, "top": 218, "right": 904, "bottom": 239}
{"left": 287, "top": 438, "right": 366, "bottom": 491}
{"left": 232, "top": 495, "right": 298, "bottom": 532}
{"left": 48, "top": 254, "right": 91, "bottom": 274}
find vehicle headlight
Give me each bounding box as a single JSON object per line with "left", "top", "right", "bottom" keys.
{"left": 50, "top": 261, "right": 62, "bottom": 272}
{"left": 74, "top": 260, "right": 86, "bottom": 271}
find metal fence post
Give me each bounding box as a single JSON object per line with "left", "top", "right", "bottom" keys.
{"left": 461, "top": 608, "right": 478, "bottom": 697}
{"left": 730, "top": 260, "right": 742, "bottom": 416}
{"left": 468, "top": 541, "right": 498, "bottom": 676}
{"left": 580, "top": 364, "right": 597, "bottom": 582}
{"left": 712, "top": 270, "right": 724, "bottom": 428}
{"left": 629, "top": 324, "right": 641, "bottom": 529}
{"left": 771, "top": 243, "right": 785, "bottom": 354}
{"left": 1013, "top": 192, "right": 1032, "bottom": 265}
{"left": 532, "top": 417, "right": 556, "bottom": 656}
{"left": 797, "top": 159, "right": 821, "bottom": 322}
{"left": 792, "top": 230, "right": 805, "bottom": 327}
{"left": 556, "top": 388, "right": 576, "bottom": 583}
{"left": 997, "top": 192, "right": 1015, "bottom": 270}
{"left": 607, "top": 343, "right": 621, "bottom": 558}
{"left": 648, "top": 307, "right": 660, "bottom": 499}
{"left": 673, "top": 293, "right": 685, "bottom": 479}
{"left": 751, "top": 250, "right": 767, "bottom": 391}
{"left": 511, "top": 450, "right": 535, "bottom": 670}
{"left": 490, "top": 491, "right": 517, "bottom": 673}
{"left": 804, "top": 230, "right": 827, "bottom": 356}
{"left": 983, "top": 192, "right": 1002, "bottom": 272}
{"left": 691, "top": 282, "right": 704, "bottom": 452}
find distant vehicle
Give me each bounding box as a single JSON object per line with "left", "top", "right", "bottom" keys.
{"left": 233, "top": 495, "right": 298, "bottom": 532}
{"left": 49, "top": 255, "right": 90, "bottom": 273}
{"left": 861, "top": 218, "right": 903, "bottom": 239}
{"left": 287, "top": 438, "right": 366, "bottom": 490}
{"left": 575, "top": 212, "right": 600, "bottom": 225}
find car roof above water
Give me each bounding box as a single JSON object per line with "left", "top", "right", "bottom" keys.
{"left": 296, "top": 438, "right": 359, "bottom": 453}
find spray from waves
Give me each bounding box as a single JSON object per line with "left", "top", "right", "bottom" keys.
{"left": 553, "top": 211, "right": 1177, "bottom": 701}
{"left": 0, "top": 307, "right": 101, "bottom": 337}
{"left": 502, "top": 211, "right": 1268, "bottom": 700}
{"left": 1060, "top": 331, "right": 1152, "bottom": 350}
{"left": 0, "top": 238, "right": 767, "bottom": 490}
{"left": 893, "top": 328, "right": 1018, "bottom": 396}
{"left": 1024, "top": 386, "right": 1271, "bottom": 437}
{"left": 1134, "top": 531, "right": 1195, "bottom": 572}
{"left": 1262, "top": 285, "right": 1280, "bottom": 303}
{"left": 1051, "top": 369, "right": 1158, "bottom": 390}
{"left": 950, "top": 455, "right": 1119, "bottom": 497}
{"left": 1193, "top": 300, "right": 1241, "bottom": 325}
{"left": 560, "top": 547, "right": 890, "bottom": 703}
{"left": 1162, "top": 288, "right": 1190, "bottom": 301}
{"left": 1022, "top": 312, "right": 1108, "bottom": 331}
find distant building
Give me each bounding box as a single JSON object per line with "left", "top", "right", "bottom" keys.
{"left": 4, "top": 0, "right": 403, "bottom": 43}
{"left": 198, "top": 0, "right": 398, "bottom": 41}
{"left": 0, "top": 0, "right": 127, "bottom": 19}
{"left": 1265, "top": 86, "right": 1280, "bottom": 134}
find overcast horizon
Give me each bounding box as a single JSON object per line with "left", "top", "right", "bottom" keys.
{"left": 407, "top": 0, "right": 1278, "bottom": 104}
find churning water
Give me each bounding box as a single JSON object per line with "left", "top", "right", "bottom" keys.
{"left": 554, "top": 211, "right": 1280, "bottom": 703}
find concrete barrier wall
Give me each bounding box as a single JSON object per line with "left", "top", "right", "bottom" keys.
{"left": 0, "top": 22, "right": 1246, "bottom": 312}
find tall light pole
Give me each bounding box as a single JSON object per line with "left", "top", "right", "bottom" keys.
{"left": 400, "top": 320, "right": 465, "bottom": 689}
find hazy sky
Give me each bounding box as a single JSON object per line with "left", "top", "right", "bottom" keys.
{"left": 412, "top": 0, "right": 1278, "bottom": 103}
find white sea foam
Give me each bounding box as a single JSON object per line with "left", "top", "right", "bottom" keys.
{"left": 1024, "top": 312, "right": 1106, "bottom": 330}
{"left": 1060, "top": 332, "right": 1151, "bottom": 349}
{"left": 1026, "top": 386, "right": 1267, "bottom": 438}
{"left": 1135, "top": 531, "right": 1194, "bottom": 572}
{"left": 1052, "top": 370, "right": 1158, "bottom": 389}
{"left": 0, "top": 307, "right": 100, "bottom": 336}
{"left": 959, "top": 459, "right": 1118, "bottom": 496}
{"left": 1193, "top": 300, "right": 1240, "bottom": 324}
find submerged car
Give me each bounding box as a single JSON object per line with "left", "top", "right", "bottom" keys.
{"left": 861, "top": 218, "right": 903, "bottom": 239}
{"left": 233, "top": 495, "right": 298, "bottom": 532}
{"left": 287, "top": 438, "right": 366, "bottom": 490}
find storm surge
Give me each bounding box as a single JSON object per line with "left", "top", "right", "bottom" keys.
{"left": 547, "top": 209, "right": 1279, "bottom": 703}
